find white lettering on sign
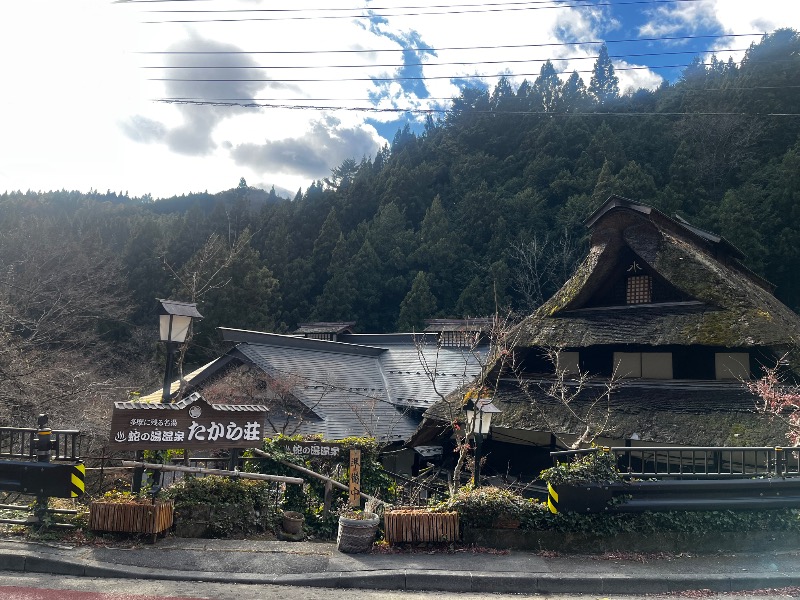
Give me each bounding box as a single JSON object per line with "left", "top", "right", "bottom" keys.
{"left": 114, "top": 420, "right": 257, "bottom": 445}
{"left": 286, "top": 444, "right": 342, "bottom": 458}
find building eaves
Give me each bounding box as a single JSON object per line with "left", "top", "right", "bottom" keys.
{"left": 220, "top": 327, "right": 386, "bottom": 357}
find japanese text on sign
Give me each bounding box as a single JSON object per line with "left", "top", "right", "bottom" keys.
{"left": 115, "top": 420, "right": 261, "bottom": 444}
{"left": 276, "top": 440, "right": 344, "bottom": 460}
{"left": 349, "top": 448, "right": 361, "bottom": 507}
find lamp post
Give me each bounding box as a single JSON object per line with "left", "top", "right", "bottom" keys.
{"left": 464, "top": 393, "right": 502, "bottom": 487}
{"left": 157, "top": 299, "right": 203, "bottom": 403}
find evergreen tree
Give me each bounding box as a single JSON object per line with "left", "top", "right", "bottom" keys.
{"left": 397, "top": 271, "right": 437, "bottom": 331}
{"left": 589, "top": 45, "right": 620, "bottom": 106}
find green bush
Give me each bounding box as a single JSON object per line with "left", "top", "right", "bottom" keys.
{"left": 163, "top": 476, "right": 279, "bottom": 538}
{"left": 431, "top": 485, "right": 547, "bottom": 528}
{"left": 539, "top": 449, "right": 622, "bottom": 486}
{"left": 431, "top": 481, "right": 800, "bottom": 538}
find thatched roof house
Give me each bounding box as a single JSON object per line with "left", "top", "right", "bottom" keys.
{"left": 417, "top": 196, "right": 799, "bottom": 466}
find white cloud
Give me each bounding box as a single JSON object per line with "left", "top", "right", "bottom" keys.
{"left": 0, "top": 0, "right": 797, "bottom": 198}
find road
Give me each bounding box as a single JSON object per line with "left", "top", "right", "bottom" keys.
{"left": 1, "top": 572, "right": 799, "bottom": 600}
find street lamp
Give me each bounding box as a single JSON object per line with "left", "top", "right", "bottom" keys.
{"left": 463, "top": 391, "right": 502, "bottom": 487}
{"left": 157, "top": 299, "right": 203, "bottom": 403}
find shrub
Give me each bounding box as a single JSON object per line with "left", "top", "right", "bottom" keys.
{"left": 431, "top": 485, "right": 546, "bottom": 528}
{"left": 163, "top": 476, "right": 279, "bottom": 538}
{"left": 244, "top": 435, "right": 396, "bottom": 539}
{"left": 539, "top": 449, "right": 622, "bottom": 486}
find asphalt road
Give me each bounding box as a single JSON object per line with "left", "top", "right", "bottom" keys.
{"left": 2, "top": 572, "right": 800, "bottom": 600}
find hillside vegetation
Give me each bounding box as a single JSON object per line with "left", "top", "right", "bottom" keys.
{"left": 1, "top": 30, "right": 799, "bottom": 438}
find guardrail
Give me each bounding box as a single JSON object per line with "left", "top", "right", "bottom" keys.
{"left": 0, "top": 426, "right": 81, "bottom": 461}
{"left": 551, "top": 446, "right": 800, "bottom": 479}
{"left": 548, "top": 446, "right": 800, "bottom": 513}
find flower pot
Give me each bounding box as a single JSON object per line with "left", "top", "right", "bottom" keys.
{"left": 336, "top": 511, "right": 379, "bottom": 553}
{"left": 89, "top": 500, "right": 174, "bottom": 541}
{"left": 282, "top": 510, "right": 304, "bottom": 535}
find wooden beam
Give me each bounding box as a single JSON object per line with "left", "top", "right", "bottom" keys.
{"left": 121, "top": 460, "right": 303, "bottom": 485}
{"left": 250, "top": 448, "right": 385, "bottom": 505}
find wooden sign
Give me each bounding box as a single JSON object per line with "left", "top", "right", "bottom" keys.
{"left": 109, "top": 393, "right": 268, "bottom": 450}
{"left": 348, "top": 448, "right": 361, "bottom": 507}
{"left": 277, "top": 440, "right": 345, "bottom": 460}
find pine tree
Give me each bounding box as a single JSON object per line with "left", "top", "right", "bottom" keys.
{"left": 589, "top": 45, "right": 620, "bottom": 106}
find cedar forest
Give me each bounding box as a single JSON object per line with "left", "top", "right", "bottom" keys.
{"left": 1, "top": 30, "right": 799, "bottom": 445}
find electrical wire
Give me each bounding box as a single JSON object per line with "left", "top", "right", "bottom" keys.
{"left": 141, "top": 47, "right": 749, "bottom": 70}
{"left": 140, "top": 0, "right": 715, "bottom": 23}
{"left": 135, "top": 33, "right": 767, "bottom": 55}
{"left": 152, "top": 99, "right": 800, "bottom": 117}
{"left": 148, "top": 58, "right": 794, "bottom": 82}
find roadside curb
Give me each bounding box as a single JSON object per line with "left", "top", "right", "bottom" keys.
{"left": 2, "top": 549, "right": 799, "bottom": 594}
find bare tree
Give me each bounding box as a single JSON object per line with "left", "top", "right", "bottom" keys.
{"left": 0, "top": 216, "right": 134, "bottom": 438}
{"left": 508, "top": 229, "right": 581, "bottom": 313}
{"left": 161, "top": 230, "right": 256, "bottom": 397}
{"left": 414, "top": 311, "right": 522, "bottom": 495}
{"left": 201, "top": 366, "right": 326, "bottom": 436}
{"left": 515, "top": 347, "right": 623, "bottom": 449}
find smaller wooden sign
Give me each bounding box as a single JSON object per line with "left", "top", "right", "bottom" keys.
{"left": 348, "top": 448, "right": 361, "bottom": 507}
{"left": 277, "top": 440, "right": 345, "bottom": 460}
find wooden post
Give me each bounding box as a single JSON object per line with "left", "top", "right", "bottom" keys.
{"left": 323, "top": 480, "right": 333, "bottom": 518}
{"left": 349, "top": 449, "right": 361, "bottom": 508}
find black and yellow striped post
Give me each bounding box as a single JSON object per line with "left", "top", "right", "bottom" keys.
{"left": 70, "top": 463, "right": 86, "bottom": 498}
{"left": 547, "top": 483, "right": 559, "bottom": 514}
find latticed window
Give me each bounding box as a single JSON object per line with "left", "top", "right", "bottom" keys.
{"left": 626, "top": 275, "right": 652, "bottom": 304}
{"left": 440, "top": 331, "right": 471, "bottom": 347}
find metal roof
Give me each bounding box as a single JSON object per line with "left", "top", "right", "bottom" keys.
{"left": 293, "top": 322, "right": 356, "bottom": 335}
{"left": 157, "top": 299, "right": 203, "bottom": 319}
{"left": 232, "top": 334, "right": 487, "bottom": 442}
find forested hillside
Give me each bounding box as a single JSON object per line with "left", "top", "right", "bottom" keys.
{"left": 1, "top": 30, "right": 799, "bottom": 434}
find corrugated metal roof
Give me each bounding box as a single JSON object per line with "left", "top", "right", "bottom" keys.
{"left": 380, "top": 344, "right": 485, "bottom": 409}
{"left": 237, "top": 343, "right": 419, "bottom": 442}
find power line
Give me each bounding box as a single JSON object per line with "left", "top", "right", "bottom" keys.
{"left": 141, "top": 47, "right": 750, "bottom": 70}
{"left": 153, "top": 84, "right": 800, "bottom": 104}
{"left": 145, "top": 0, "right": 704, "bottom": 13}
{"left": 141, "top": 0, "right": 711, "bottom": 23}
{"left": 135, "top": 33, "right": 766, "bottom": 55}
{"left": 153, "top": 99, "right": 800, "bottom": 117}
{"left": 147, "top": 60, "right": 776, "bottom": 83}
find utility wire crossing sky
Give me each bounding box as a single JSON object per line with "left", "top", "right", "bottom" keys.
{"left": 1, "top": 0, "right": 798, "bottom": 199}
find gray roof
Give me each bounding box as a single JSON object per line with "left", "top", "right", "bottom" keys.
{"left": 218, "top": 329, "right": 487, "bottom": 442}
{"left": 293, "top": 322, "right": 356, "bottom": 335}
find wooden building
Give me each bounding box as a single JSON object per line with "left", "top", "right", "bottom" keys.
{"left": 416, "top": 195, "right": 800, "bottom": 482}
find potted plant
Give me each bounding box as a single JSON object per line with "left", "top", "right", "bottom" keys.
{"left": 336, "top": 509, "right": 379, "bottom": 553}
{"left": 281, "top": 510, "right": 304, "bottom": 535}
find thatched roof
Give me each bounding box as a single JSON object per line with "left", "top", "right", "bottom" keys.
{"left": 415, "top": 196, "right": 800, "bottom": 447}
{"left": 422, "top": 377, "right": 787, "bottom": 447}
{"left": 515, "top": 196, "right": 800, "bottom": 352}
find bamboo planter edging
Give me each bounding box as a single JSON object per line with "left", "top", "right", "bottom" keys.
{"left": 89, "top": 500, "right": 174, "bottom": 535}
{"left": 384, "top": 509, "right": 460, "bottom": 544}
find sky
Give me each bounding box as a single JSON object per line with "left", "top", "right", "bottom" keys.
{"left": 1, "top": 0, "right": 798, "bottom": 200}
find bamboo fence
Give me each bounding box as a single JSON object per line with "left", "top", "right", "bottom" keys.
{"left": 89, "top": 500, "right": 174, "bottom": 535}
{"left": 384, "top": 509, "right": 459, "bottom": 544}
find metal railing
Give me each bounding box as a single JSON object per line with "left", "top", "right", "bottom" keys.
{"left": 551, "top": 446, "right": 800, "bottom": 479}
{"left": 0, "top": 427, "right": 81, "bottom": 461}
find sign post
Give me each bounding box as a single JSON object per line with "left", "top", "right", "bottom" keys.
{"left": 348, "top": 448, "right": 361, "bottom": 507}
